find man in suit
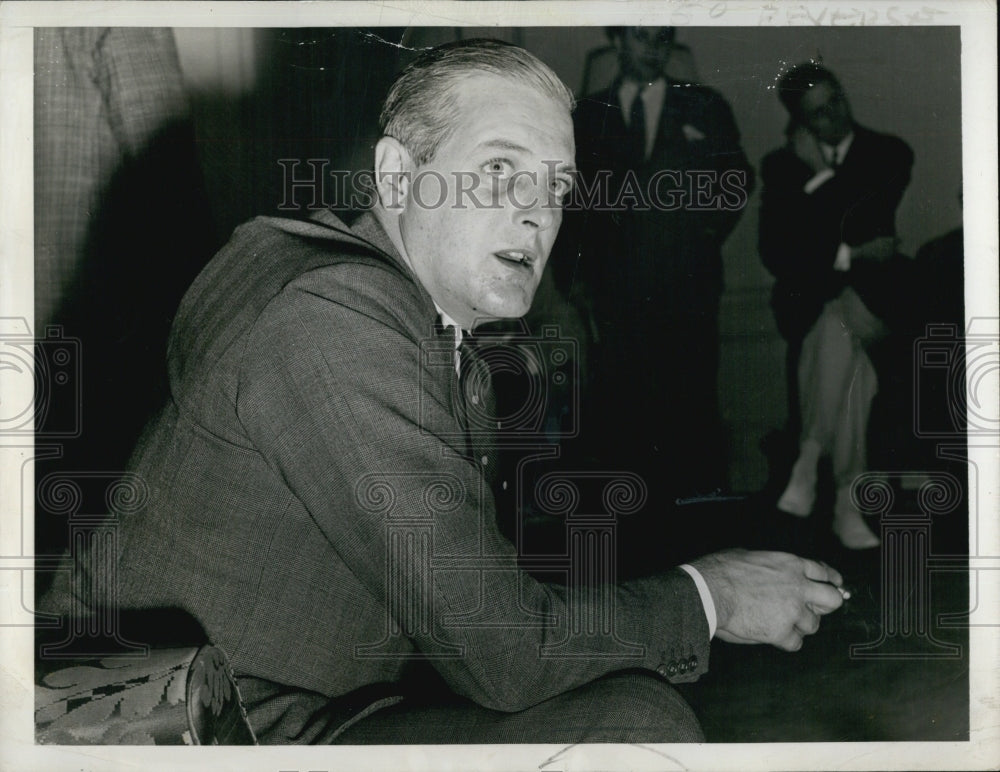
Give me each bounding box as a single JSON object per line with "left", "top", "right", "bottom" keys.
{"left": 561, "top": 26, "right": 754, "bottom": 498}
{"left": 759, "top": 62, "right": 913, "bottom": 390}
{"left": 42, "top": 40, "right": 846, "bottom": 744}
{"left": 759, "top": 63, "right": 914, "bottom": 546}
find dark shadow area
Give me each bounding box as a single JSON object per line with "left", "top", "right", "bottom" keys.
{"left": 34, "top": 118, "right": 219, "bottom": 597}
{"left": 188, "top": 28, "right": 406, "bottom": 242}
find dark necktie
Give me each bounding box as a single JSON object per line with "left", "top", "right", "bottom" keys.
{"left": 825, "top": 143, "right": 842, "bottom": 170}
{"left": 627, "top": 86, "right": 647, "bottom": 164}
{"left": 458, "top": 333, "right": 493, "bottom": 420}
{"left": 456, "top": 334, "right": 495, "bottom": 451}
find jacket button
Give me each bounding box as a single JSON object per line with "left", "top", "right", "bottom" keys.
{"left": 677, "top": 661, "right": 688, "bottom": 674}
{"left": 688, "top": 655, "right": 698, "bottom": 670}
{"left": 656, "top": 664, "right": 669, "bottom": 678}
{"left": 666, "top": 662, "right": 678, "bottom": 676}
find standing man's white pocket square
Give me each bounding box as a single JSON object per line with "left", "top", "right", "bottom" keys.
{"left": 682, "top": 124, "right": 706, "bottom": 141}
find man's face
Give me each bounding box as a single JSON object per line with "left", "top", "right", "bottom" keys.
{"left": 798, "top": 81, "right": 852, "bottom": 145}
{"left": 615, "top": 27, "right": 674, "bottom": 83}
{"left": 396, "top": 74, "right": 575, "bottom": 329}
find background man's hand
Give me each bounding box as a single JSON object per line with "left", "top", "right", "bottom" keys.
{"left": 788, "top": 125, "right": 828, "bottom": 174}
{"left": 690, "top": 550, "right": 846, "bottom": 651}
{"left": 850, "top": 235, "right": 899, "bottom": 264}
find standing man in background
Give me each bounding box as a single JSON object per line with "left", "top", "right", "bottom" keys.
{"left": 565, "top": 26, "right": 754, "bottom": 499}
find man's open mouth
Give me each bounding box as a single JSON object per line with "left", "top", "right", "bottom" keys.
{"left": 494, "top": 249, "right": 535, "bottom": 269}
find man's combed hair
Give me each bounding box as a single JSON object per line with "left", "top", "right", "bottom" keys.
{"left": 380, "top": 38, "right": 575, "bottom": 165}
{"left": 777, "top": 62, "right": 843, "bottom": 116}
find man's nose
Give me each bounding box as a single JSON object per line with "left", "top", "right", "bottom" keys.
{"left": 512, "top": 179, "right": 556, "bottom": 231}
{"left": 515, "top": 198, "right": 555, "bottom": 231}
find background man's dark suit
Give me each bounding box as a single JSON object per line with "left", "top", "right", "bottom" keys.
{"left": 565, "top": 77, "right": 753, "bottom": 494}
{"left": 758, "top": 123, "right": 914, "bottom": 426}
{"left": 42, "top": 210, "right": 710, "bottom": 743}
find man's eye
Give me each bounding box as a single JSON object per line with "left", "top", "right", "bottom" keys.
{"left": 482, "top": 158, "right": 513, "bottom": 177}
{"left": 550, "top": 178, "right": 572, "bottom": 199}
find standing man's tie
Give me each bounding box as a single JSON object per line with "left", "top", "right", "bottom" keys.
{"left": 627, "top": 86, "right": 647, "bottom": 164}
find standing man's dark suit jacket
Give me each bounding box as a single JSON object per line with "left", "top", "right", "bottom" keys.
{"left": 571, "top": 78, "right": 753, "bottom": 314}
{"left": 758, "top": 123, "right": 914, "bottom": 343}
{"left": 43, "top": 210, "right": 710, "bottom": 742}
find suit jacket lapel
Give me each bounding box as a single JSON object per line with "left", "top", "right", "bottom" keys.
{"left": 835, "top": 123, "right": 867, "bottom": 175}
{"left": 602, "top": 80, "right": 627, "bottom": 134}
{"left": 651, "top": 79, "right": 687, "bottom": 161}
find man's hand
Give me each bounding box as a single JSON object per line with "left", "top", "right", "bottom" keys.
{"left": 851, "top": 236, "right": 899, "bottom": 264}
{"left": 788, "top": 125, "right": 828, "bottom": 174}
{"left": 690, "top": 550, "right": 846, "bottom": 651}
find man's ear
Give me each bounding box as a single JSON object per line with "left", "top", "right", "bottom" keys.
{"left": 374, "top": 136, "right": 412, "bottom": 212}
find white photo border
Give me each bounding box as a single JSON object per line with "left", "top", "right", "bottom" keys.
{"left": 2, "top": 2, "right": 997, "bottom": 770}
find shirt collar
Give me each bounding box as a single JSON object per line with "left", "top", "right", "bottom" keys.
{"left": 434, "top": 303, "right": 464, "bottom": 347}
{"left": 822, "top": 130, "right": 855, "bottom": 166}
{"left": 618, "top": 76, "right": 667, "bottom": 106}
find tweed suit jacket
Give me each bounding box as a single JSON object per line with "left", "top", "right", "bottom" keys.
{"left": 44, "top": 211, "right": 710, "bottom": 738}
{"left": 758, "top": 123, "right": 914, "bottom": 341}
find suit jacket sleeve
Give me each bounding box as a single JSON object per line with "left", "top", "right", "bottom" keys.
{"left": 236, "top": 263, "right": 710, "bottom": 713}
{"left": 814, "top": 135, "right": 913, "bottom": 247}
{"left": 758, "top": 148, "right": 834, "bottom": 283}
{"left": 695, "top": 89, "right": 756, "bottom": 245}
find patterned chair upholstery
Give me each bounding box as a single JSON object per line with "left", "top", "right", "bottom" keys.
{"left": 35, "top": 608, "right": 256, "bottom": 745}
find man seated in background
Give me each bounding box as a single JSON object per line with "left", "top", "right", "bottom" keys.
{"left": 758, "top": 63, "right": 914, "bottom": 548}
{"left": 42, "top": 39, "right": 847, "bottom": 745}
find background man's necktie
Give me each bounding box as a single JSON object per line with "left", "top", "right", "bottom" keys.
{"left": 627, "top": 87, "right": 647, "bottom": 163}
{"left": 824, "top": 143, "right": 843, "bottom": 170}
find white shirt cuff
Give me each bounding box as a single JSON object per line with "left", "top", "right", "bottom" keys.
{"left": 833, "top": 242, "right": 852, "bottom": 272}
{"left": 679, "top": 564, "right": 717, "bottom": 639}
{"left": 803, "top": 168, "right": 835, "bottom": 194}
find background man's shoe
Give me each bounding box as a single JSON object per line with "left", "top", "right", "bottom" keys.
{"left": 833, "top": 487, "right": 880, "bottom": 549}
